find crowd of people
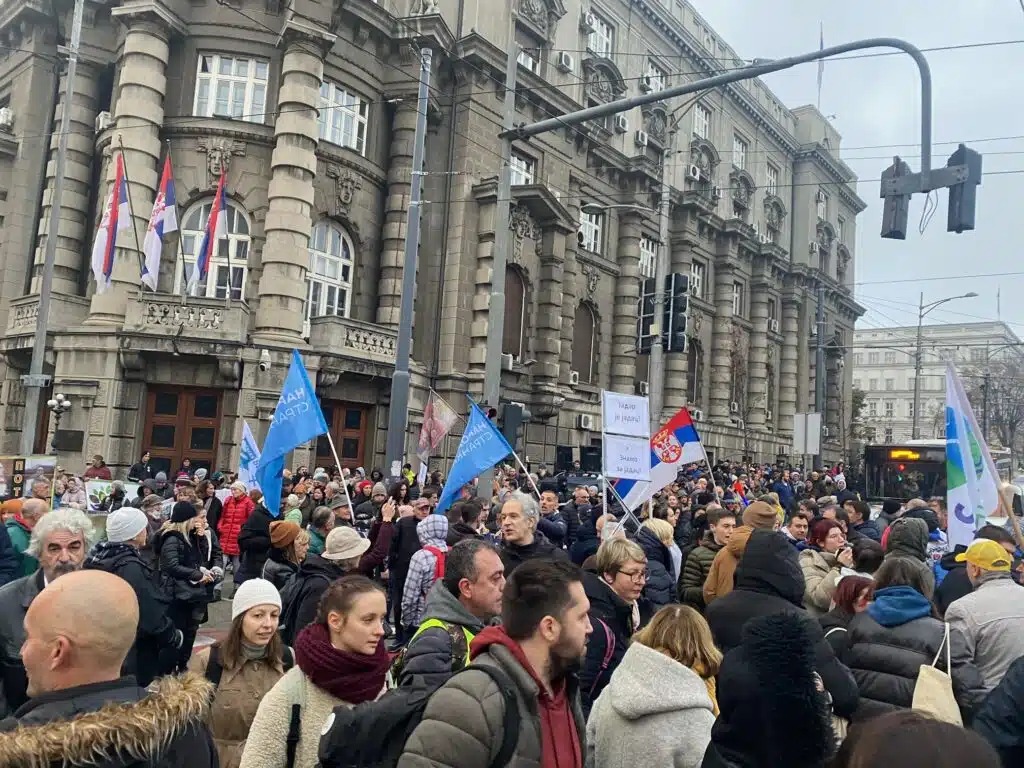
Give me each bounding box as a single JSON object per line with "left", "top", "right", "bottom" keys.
{"left": 0, "top": 453, "right": 1020, "bottom": 767}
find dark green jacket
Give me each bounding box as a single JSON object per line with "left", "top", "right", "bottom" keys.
{"left": 4, "top": 520, "right": 36, "bottom": 578}
{"left": 678, "top": 534, "right": 723, "bottom": 610}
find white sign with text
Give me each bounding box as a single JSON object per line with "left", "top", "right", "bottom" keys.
{"left": 602, "top": 434, "right": 652, "bottom": 481}
{"left": 600, "top": 391, "right": 651, "bottom": 439}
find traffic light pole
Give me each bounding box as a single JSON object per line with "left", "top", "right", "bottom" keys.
{"left": 647, "top": 125, "right": 674, "bottom": 433}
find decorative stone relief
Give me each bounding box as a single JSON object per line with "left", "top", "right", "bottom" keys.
{"left": 143, "top": 303, "right": 223, "bottom": 330}
{"left": 326, "top": 165, "right": 363, "bottom": 215}
{"left": 580, "top": 263, "right": 599, "bottom": 296}
{"left": 764, "top": 196, "right": 786, "bottom": 231}
{"left": 729, "top": 169, "right": 756, "bottom": 210}
{"left": 691, "top": 311, "right": 703, "bottom": 334}
{"left": 342, "top": 325, "right": 396, "bottom": 359}
{"left": 582, "top": 58, "right": 627, "bottom": 105}
{"left": 197, "top": 137, "right": 246, "bottom": 184}
{"left": 641, "top": 103, "right": 668, "bottom": 145}
{"left": 519, "top": 0, "right": 550, "bottom": 37}
{"left": 816, "top": 221, "right": 835, "bottom": 251}
{"left": 408, "top": 0, "right": 439, "bottom": 14}
{"left": 509, "top": 205, "right": 540, "bottom": 264}
{"left": 10, "top": 302, "right": 37, "bottom": 329}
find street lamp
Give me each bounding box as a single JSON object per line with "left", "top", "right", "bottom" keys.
{"left": 46, "top": 393, "right": 71, "bottom": 454}
{"left": 912, "top": 291, "right": 978, "bottom": 438}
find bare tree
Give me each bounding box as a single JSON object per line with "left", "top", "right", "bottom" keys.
{"left": 965, "top": 359, "right": 1024, "bottom": 467}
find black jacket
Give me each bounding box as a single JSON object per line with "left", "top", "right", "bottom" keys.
{"left": 291, "top": 554, "right": 345, "bottom": 637}
{"left": 974, "top": 654, "right": 1024, "bottom": 767}
{"left": 236, "top": 504, "right": 274, "bottom": 579}
{"left": 0, "top": 674, "right": 217, "bottom": 768}
{"left": 536, "top": 510, "right": 568, "bottom": 548}
{"left": 565, "top": 501, "right": 591, "bottom": 545}
{"left": 579, "top": 570, "right": 634, "bottom": 718}
{"left": 636, "top": 527, "right": 674, "bottom": 609}
{"left": 0, "top": 570, "right": 41, "bottom": 717}
{"left": 936, "top": 546, "right": 972, "bottom": 616}
{"left": 569, "top": 509, "right": 600, "bottom": 566}
{"left": 84, "top": 542, "right": 179, "bottom": 687}
{"left": 819, "top": 609, "right": 856, "bottom": 659}
{"left": 156, "top": 528, "right": 223, "bottom": 604}
{"left": 261, "top": 548, "right": 298, "bottom": 591}
{"left": 673, "top": 510, "right": 695, "bottom": 552}
{"left": 704, "top": 529, "right": 859, "bottom": 718}
{"left": 390, "top": 515, "right": 423, "bottom": 580}
{"left": 201, "top": 495, "right": 223, "bottom": 537}
{"left": 499, "top": 531, "right": 568, "bottom": 575}
{"left": 446, "top": 522, "right": 482, "bottom": 547}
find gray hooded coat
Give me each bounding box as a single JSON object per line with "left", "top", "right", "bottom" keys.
{"left": 401, "top": 515, "right": 450, "bottom": 628}
{"left": 883, "top": 517, "right": 936, "bottom": 597}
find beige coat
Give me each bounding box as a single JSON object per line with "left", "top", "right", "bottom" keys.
{"left": 188, "top": 645, "right": 288, "bottom": 768}
{"left": 799, "top": 548, "right": 841, "bottom": 617}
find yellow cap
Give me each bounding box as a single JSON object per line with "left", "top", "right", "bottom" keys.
{"left": 955, "top": 539, "right": 1012, "bottom": 572}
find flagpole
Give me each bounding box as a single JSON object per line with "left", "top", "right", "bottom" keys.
{"left": 510, "top": 452, "right": 540, "bottom": 498}
{"left": 116, "top": 134, "right": 145, "bottom": 299}
{"left": 325, "top": 432, "right": 356, "bottom": 511}
{"left": 161, "top": 140, "right": 188, "bottom": 306}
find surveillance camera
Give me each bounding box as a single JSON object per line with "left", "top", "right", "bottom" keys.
{"left": 258, "top": 349, "right": 271, "bottom": 372}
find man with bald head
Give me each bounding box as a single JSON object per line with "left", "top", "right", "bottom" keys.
{"left": 0, "top": 571, "right": 217, "bottom": 767}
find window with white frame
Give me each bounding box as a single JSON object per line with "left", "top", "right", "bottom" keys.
{"left": 587, "top": 12, "right": 614, "bottom": 57}
{"left": 884, "top": 400, "right": 895, "bottom": 418}
{"left": 970, "top": 348, "right": 986, "bottom": 363}
{"left": 693, "top": 103, "right": 711, "bottom": 139}
{"left": 837, "top": 215, "right": 845, "bottom": 242}
{"left": 517, "top": 46, "right": 540, "bottom": 74}
{"left": 732, "top": 133, "right": 748, "bottom": 170}
{"left": 690, "top": 260, "right": 706, "bottom": 299}
{"left": 853, "top": 353, "right": 863, "bottom": 365}
{"left": 907, "top": 400, "right": 915, "bottom": 419}
{"left": 884, "top": 427, "right": 894, "bottom": 442}
{"left": 816, "top": 191, "right": 828, "bottom": 220}
{"left": 579, "top": 208, "right": 603, "bottom": 254}
{"left": 645, "top": 59, "right": 667, "bottom": 91}
{"left": 510, "top": 151, "right": 536, "bottom": 186}
{"left": 885, "top": 378, "right": 894, "bottom": 391}
{"left": 766, "top": 164, "right": 779, "bottom": 196}
{"left": 767, "top": 297, "right": 777, "bottom": 324}
{"left": 639, "top": 236, "right": 658, "bottom": 279}
{"left": 306, "top": 220, "right": 355, "bottom": 320}
{"left": 868, "top": 352, "right": 879, "bottom": 365}
{"left": 884, "top": 352, "right": 897, "bottom": 364}
{"left": 869, "top": 379, "right": 879, "bottom": 391}
{"left": 908, "top": 376, "right": 916, "bottom": 393}
{"left": 318, "top": 81, "right": 369, "bottom": 154}
{"left": 868, "top": 400, "right": 878, "bottom": 417}
{"left": 193, "top": 54, "right": 269, "bottom": 123}
{"left": 178, "top": 199, "right": 251, "bottom": 300}
{"left": 853, "top": 378, "right": 862, "bottom": 390}
{"left": 731, "top": 281, "right": 745, "bottom": 316}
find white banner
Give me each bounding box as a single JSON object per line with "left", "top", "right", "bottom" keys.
{"left": 601, "top": 391, "right": 650, "bottom": 439}
{"left": 602, "top": 434, "right": 652, "bottom": 481}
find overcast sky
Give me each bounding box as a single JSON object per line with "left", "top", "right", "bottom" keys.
{"left": 697, "top": 0, "right": 1024, "bottom": 338}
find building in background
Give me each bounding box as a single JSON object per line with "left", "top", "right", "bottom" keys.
{"left": 0, "top": 0, "right": 863, "bottom": 476}
{"left": 852, "top": 321, "right": 1023, "bottom": 444}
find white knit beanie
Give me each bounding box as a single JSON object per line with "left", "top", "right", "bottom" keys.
{"left": 231, "top": 578, "right": 282, "bottom": 620}
{"left": 105, "top": 507, "right": 149, "bottom": 543}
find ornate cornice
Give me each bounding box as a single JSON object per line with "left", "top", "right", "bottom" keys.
{"left": 795, "top": 143, "right": 868, "bottom": 213}
{"left": 514, "top": 0, "right": 567, "bottom": 44}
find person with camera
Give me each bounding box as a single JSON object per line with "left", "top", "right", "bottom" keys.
{"left": 799, "top": 518, "right": 854, "bottom": 617}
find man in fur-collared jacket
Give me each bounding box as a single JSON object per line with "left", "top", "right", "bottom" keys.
{"left": 0, "top": 570, "right": 217, "bottom": 768}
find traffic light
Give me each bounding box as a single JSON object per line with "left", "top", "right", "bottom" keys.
{"left": 499, "top": 402, "right": 530, "bottom": 451}
{"left": 636, "top": 277, "right": 657, "bottom": 354}
{"left": 947, "top": 143, "right": 982, "bottom": 233}
{"left": 663, "top": 272, "right": 689, "bottom": 353}
{"left": 880, "top": 157, "right": 912, "bottom": 240}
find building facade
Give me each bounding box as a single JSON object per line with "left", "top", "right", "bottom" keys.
{"left": 0, "top": 0, "right": 864, "bottom": 478}
{"left": 852, "top": 321, "right": 1022, "bottom": 444}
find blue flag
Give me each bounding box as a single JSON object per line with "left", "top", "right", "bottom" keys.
{"left": 256, "top": 349, "right": 328, "bottom": 516}
{"left": 435, "top": 400, "right": 514, "bottom": 516}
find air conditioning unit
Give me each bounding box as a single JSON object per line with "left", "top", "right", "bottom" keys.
{"left": 711, "top": 186, "right": 722, "bottom": 201}
{"left": 690, "top": 408, "right": 705, "bottom": 421}
{"left": 639, "top": 74, "right": 655, "bottom": 93}
{"left": 637, "top": 380, "right": 650, "bottom": 396}
{"left": 580, "top": 11, "right": 597, "bottom": 33}
{"left": 822, "top": 426, "right": 831, "bottom": 438}
{"left": 501, "top": 353, "right": 515, "bottom": 371}
{"left": 729, "top": 401, "right": 740, "bottom": 414}
{"left": 577, "top": 413, "right": 596, "bottom": 431}
{"left": 613, "top": 114, "right": 628, "bottom": 134}
{"left": 809, "top": 240, "right": 819, "bottom": 254}
{"left": 0, "top": 107, "right": 13, "bottom": 131}
{"left": 816, "top": 190, "right": 827, "bottom": 203}
{"left": 569, "top": 370, "right": 580, "bottom": 386}
{"left": 634, "top": 130, "right": 649, "bottom": 148}
{"left": 769, "top": 319, "right": 780, "bottom": 333}
{"left": 687, "top": 164, "right": 702, "bottom": 181}
{"left": 766, "top": 409, "right": 774, "bottom": 421}
{"left": 94, "top": 111, "right": 112, "bottom": 134}
{"left": 556, "top": 52, "right": 574, "bottom": 73}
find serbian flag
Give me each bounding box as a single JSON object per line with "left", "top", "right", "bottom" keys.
{"left": 90, "top": 153, "right": 131, "bottom": 294}
{"left": 615, "top": 407, "right": 707, "bottom": 511}
{"left": 189, "top": 169, "right": 226, "bottom": 290}
{"left": 141, "top": 156, "right": 178, "bottom": 291}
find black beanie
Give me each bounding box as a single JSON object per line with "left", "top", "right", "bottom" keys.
{"left": 170, "top": 501, "right": 197, "bottom": 524}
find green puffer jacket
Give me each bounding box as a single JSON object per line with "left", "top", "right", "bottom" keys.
{"left": 678, "top": 535, "right": 723, "bottom": 610}
{"left": 398, "top": 643, "right": 585, "bottom": 768}
{"left": 4, "top": 520, "right": 36, "bottom": 578}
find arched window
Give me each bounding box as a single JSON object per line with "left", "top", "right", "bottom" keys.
{"left": 572, "top": 304, "right": 597, "bottom": 384}
{"left": 687, "top": 337, "right": 704, "bottom": 405}
{"left": 178, "top": 199, "right": 250, "bottom": 300}
{"left": 503, "top": 266, "right": 526, "bottom": 360}
{"left": 307, "top": 220, "right": 355, "bottom": 319}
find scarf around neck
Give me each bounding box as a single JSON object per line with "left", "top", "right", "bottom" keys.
{"left": 294, "top": 622, "right": 388, "bottom": 704}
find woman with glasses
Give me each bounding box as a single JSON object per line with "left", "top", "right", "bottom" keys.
{"left": 580, "top": 538, "right": 652, "bottom": 717}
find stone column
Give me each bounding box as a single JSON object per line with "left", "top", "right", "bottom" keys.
{"left": 88, "top": 11, "right": 171, "bottom": 325}
{"left": 467, "top": 199, "right": 496, "bottom": 379}
{"left": 709, "top": 262, "right": 734, "bottom": 422}
{"left": 779, "top": 295, "right": 800, "bottom": 436}
{"left": 796, "top": 290, "right": 810, "bottom": 413}
{"left": 826, "top": 353, "right": 841, "bottom": 440}
{"left": 253, "top": 24, "right": 333, "bottom": 342}
{"left": 610, "top": 211, "right": 641, "bottom": 393}
{"left": 747, "top": 282, "right": 769, "bottom": 429}
{"left": 559, "top": 182, "right": 582, "bottom": 384}
{"left": 32, "top": 60, "right": 101, "bottom": 296}
{"left": 534, "top": 226, "right": 564, "bottom": 388}
{"left": 376, "top": 101, "right": 419, "bottom": 328}
{"left": 662, "top": 234, "right": 691, "bottom": 420}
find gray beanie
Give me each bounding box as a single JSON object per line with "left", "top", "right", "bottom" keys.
{"left": 105, "top": 507, "right": 149, "bottom": 543}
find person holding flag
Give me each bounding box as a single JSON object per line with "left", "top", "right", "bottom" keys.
{"left": 141, "top": 155, "right": 177, "bottom": 291}
{"left": 90, "top": 153, "right": 131, "bottom": 293}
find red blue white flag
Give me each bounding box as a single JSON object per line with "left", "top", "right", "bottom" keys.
{"left": 615, "top": 406, "right": 707, "bottom": 511}
{"left": 189, "top": 169, "right": 226, "bottom": 290}
{"left": 90, "top": 153, "right": 131, "bottom": 294}
{"left": 141, "top": 156, "right": 178, "bottom": 291}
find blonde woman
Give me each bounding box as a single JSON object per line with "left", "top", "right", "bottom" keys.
{"left": 586, "top": 604, "right": 720, "bottom": 768}
{"left": 636, "top": 518, "right": 677, "bottom": 608}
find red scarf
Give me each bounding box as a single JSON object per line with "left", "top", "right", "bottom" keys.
{"left": 293, "top": 622, "right": 388, "bottom": 704}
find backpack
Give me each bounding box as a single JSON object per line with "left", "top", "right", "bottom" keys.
{"left": 279, "top": 571, "right": 330, "bottom": 646}
{"left": 388, "top": 619, "right": 472, "bottom": 686}
{"left": 318, "top": 663, "right": 520, "bottom": 768}
{"left": 422, "top": 545, "right": 447, "bottom": 581}
{"left": 205, "top": 645, "right": 300, "bottom": 767}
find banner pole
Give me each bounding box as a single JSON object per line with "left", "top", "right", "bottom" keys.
{"left": 326, "top": 432, "right": 355, "bottom": 511}
{"left": 999, "top": 484, "right": 1024, "bottom": 552}
{"left": 511, "top": 451, "right": 540, "bottom": 497}
{"left": 604, "top": 476, "right": 643, "bottom": 534}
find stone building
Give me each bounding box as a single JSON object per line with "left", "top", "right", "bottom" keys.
{"left": 0, "top": 0, "right": 864, "bottom": 478}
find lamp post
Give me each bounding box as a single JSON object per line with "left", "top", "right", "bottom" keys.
{"left": 912, "top": 291, "right": 978, "bottom": 438}
{"left": 46, "top": 393, "right": 71, "bottom": 454}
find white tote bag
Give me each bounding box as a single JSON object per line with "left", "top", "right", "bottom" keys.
{"left": 912, "top": 622, "right": 963, "bottom": 726}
